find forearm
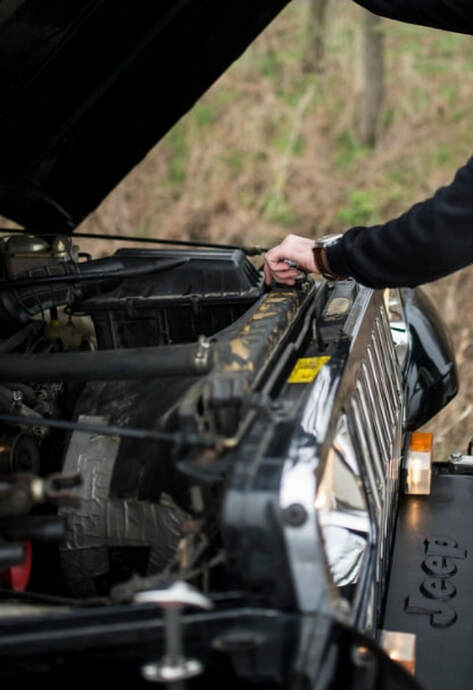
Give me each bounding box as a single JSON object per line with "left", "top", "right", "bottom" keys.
{"left": 327, "top": 156, "right": 473, "bottom": 288}
{"left": 354, "top": 0, "right": 473, "bottom": 35}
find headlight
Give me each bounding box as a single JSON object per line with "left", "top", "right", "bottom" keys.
{"left": 315, "top": 414, "right": 371, "bottom": 598}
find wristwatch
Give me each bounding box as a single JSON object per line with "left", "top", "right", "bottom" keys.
{"left": 312, "top": 234, "right": 347, "bottom": 281}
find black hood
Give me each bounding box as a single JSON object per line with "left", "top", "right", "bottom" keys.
{"left": 0, "top": 0, "right": 290, "bottom": 232}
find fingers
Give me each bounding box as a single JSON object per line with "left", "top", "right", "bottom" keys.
{"left": 265, "top": 251, "right": 300, "bottom": 286}
{"left": 263, "top": 261, "right": 271, "bottom": 286}
{"left": 264, "top": 234, "right": 317, "bottom": 286}
{"left": 264, "top": 233, "right": 319, "bottom": 287}
{"left": 264, "top": 256, "right": 300, "bottom": 285}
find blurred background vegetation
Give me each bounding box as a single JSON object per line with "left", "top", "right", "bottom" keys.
{"left": 81, "top": 0, "right": 473, "bottom": 460}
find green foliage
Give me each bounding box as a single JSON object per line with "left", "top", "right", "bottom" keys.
{"left": 382, "top": 106, "right": 395, "bottom": 129}
{"left": 327, "top": 20, "right": 356, "bottom": 54}
{"left": 259, "top": 51, "right": 281, "bottom": 82}
{"left": 435, "top": 146, "right": 453, "bottom": 168}
{"left": 263, "top": 193, "right": 298, "bottom": 227}
{"left": 239, "top": 188, "right": 255, "bottom": 210}
{"left": 274, "top": 132, "right": 306, "bottom": 156}
{"left": 386, "top": 187, "right": 404, "bottom": 205}
{"left": 447, "top": 104, "right": 470, "bottom": 124}
{"left": 193, "top": 103, "right": 217, "bottom": 128}
{"left": 334, "top": 130, "right": 370, "bottom": 169}
{"left": 283, "top": 74, "right": 319, "bottom": 107}
{"left": 166, "top": 125, "right": 188, "bottom": 186}
{"left": 225, "top": 147, "right": 245, "bottom": 175}
{"left": 414, "top": 56, "right": 451, "bottom": 76}
{"left": 386, "top": 165, "right": 419, "bottom": 187}
{"left": 409, "top": 85, "right": 430, "bottom": 112}
{"left": 337, "top": 190, "right": 379, "bottom": 227}
{"left": 397, "top": 24, "right": 426, "bottom": 53}
{"left": 440, "top": 82, "right": 460, "bottom": 106}
{"left": 216, "top": 88, "right": 233, "bottom": 107}
{"left": 432, "top": 33, "right": 458, "bottom": 56}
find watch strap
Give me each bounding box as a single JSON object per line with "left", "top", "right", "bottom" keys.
{"left": 313, "top": 244, "right": 347, "bottom": 281}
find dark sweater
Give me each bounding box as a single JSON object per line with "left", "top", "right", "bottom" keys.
{"left": 326, "top": 0, "right": 473, "bottom": 288}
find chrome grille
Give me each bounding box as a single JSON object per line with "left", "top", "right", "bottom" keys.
{"left": 283, "top": 286, "right": 406, "bottom": 627}
{"left": 349, "top": 299, "right": 404, "bottom": 612}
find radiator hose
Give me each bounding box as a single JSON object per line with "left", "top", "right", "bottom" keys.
{"left": 0, "top": 342, "right": 213, "bottom": 382}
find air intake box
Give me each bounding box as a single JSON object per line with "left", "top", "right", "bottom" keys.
{"left": 78, "top": 248, "right": 264, "bottom": 349}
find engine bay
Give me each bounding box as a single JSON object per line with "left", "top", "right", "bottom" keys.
{"left": 0, "top": 232, "right": 314, "bottom": 604}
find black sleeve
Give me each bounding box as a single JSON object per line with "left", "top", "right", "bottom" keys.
{"left": 326, "top": 155, "right": 473, "bottom": 288}
{"left": 354, "top": 0, "right": 473, "bottom": 35}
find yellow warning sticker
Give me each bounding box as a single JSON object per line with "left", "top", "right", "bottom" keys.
{"left": 287, "top": 356, "right": 331, "bottom": 384}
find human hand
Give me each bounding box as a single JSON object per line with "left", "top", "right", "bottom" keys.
{"left": 264, "top": 234, "right": 318, "bottom": 286}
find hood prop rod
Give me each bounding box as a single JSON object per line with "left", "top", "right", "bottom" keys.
{"left": 0, "top": 227, "right": 268, "bottom": 257}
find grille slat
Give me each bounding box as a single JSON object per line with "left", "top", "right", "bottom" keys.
{"left": 351, "top": 395, "right": 383, "bottom": 520}
{"left": 360, "top": 363, "right": 390, "bottom": 466}
{"left": 372, "top": 331, "right": 396, "bottom": 428}
{"left": 367, "top": 346, "right": 393, "bottom": 446}
{"left": 380, "top": 304, "right": 403, "bottom": 395}
{"left": 375, "top": 317, "right": 399, "bottom": 415}
{"left": 356, "top": 380, "right": 385, "bottom": 489}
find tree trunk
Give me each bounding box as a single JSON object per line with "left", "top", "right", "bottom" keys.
{"left": 303, "top": 0, "right": 330, "bottom": 73}
{"left": 357, "top": 11, "right": 385, "bottom": 146}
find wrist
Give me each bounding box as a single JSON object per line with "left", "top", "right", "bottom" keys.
{"left": 312, "top": 234, "right": 348, "bottom": 281}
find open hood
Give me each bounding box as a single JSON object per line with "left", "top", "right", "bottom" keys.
{"left": 0, "top": 0, "right": 289, "bottom": 232}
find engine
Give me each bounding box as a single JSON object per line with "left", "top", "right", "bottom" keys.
{"left": 0, "top": 232, "right": 266, "bottom": 599}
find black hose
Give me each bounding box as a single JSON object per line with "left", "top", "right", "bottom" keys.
{"left": 0, "top": 256, "right": 189, "bottom": 322}
{"left": 0, "top": 322, "right": 43, "bottom": 353}
{"left": 0, "top": 413, "right": 212, "bottom": 448}
{"left": 0, "top": 515, "right": 65, "bottom": 542}
{"left": 0, "top": 541, "right": 25, "bottom": 567}
{"left": 0, "top": 341, "right": 213, "bottom": 382}
{"left": 0, "top": 257, "right": 188, "bottom": 289}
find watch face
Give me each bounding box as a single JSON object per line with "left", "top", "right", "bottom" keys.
{"left": 316, "top": 234, "right": 343, "bottom": 248}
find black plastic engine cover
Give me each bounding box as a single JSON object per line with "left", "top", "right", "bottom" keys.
{"left": 78, "top": 248, "right": 264, "bottom": 349}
